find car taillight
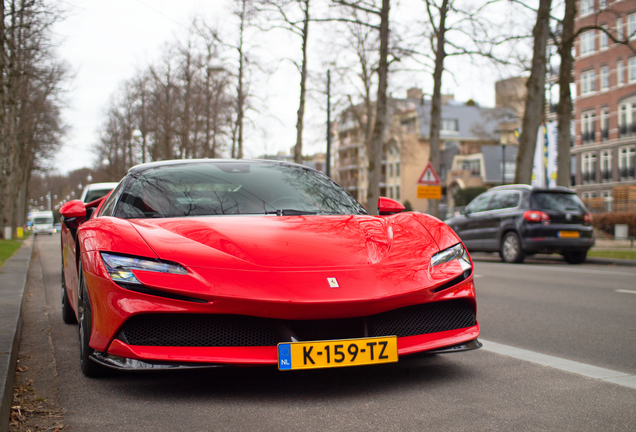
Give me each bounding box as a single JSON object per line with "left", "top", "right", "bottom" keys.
{"left": 584, "top": 213, "right": 593, "bottom": 225}
{"left": 524, "top": 210, "right": 550, "bottom": 222}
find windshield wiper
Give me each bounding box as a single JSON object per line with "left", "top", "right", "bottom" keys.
{"left": 265, "top": 209, "right": 318, "bottom": 216}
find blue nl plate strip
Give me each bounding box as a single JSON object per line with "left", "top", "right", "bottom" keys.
{"left": 278, "top": 343, "right": 292, "bottom": 370}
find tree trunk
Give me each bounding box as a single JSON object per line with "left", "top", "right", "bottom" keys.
{"left": 428, "top": 0, "right": 448, "bottom": 218}
{"left": 294, "top": 0, "right": 310, "bottom": 164}
{"left": 236, "top": 0, "right": 246, "bottom": 159}
{"left": 557, "top": 0, "right": 575, "bottom": 187}
{"left": 366, "top": 0, "right": 390, "bottom": 215}
{"left": 515, "top": 0, "right": 552, "bottom": 184}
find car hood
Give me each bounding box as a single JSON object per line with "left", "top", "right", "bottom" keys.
{"left": 129, "top": 214, "right": 438, "bottom": 270}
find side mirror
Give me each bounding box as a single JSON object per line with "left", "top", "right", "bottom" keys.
{"left": 378, "top": 197, "right": 405, "bottom": 215}
{"left": 60, "top": 200, "right": 86, "bottom": 229}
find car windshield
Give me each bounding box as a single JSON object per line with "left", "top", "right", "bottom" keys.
{"left": 114, "top": 162, "right": 368, "bottom": 218}
{"left": 85, "top": 188, "right": 113, "bottom": 203}
{"left": 34, "top": 217, "right": 52, "bottom": 224}
{"left": 531, "top": 192, "right": 586, "bottom": 212}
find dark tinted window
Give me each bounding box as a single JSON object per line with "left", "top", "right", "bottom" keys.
{"left": 114, "top": 162, "right": 367, "bottom": 218}
{"left": 466, "top": 193, "right": 491, "bottom": 213}
{"left": 99, "top": 181, "right": 126, "bottom": 217}
{"left": 531, "top": 192, "right": 586, "bottom": 212}
{"left": 488, "top": 191, "right": 520, "bottom": 210}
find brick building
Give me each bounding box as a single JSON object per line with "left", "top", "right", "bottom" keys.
{"left": 571, "top": 0, "right": 636, "bottom": 210}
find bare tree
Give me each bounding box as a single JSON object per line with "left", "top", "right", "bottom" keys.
{"left": 332, "top": 0, "right": 391, "bottom": 215}
{"left": 258, "top": 0, "right": 312, "bottom": 164}
{"left": 515, "top": 0, "right": 552, "bottom": 185}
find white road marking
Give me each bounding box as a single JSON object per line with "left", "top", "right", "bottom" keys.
{"left": 480, "top": 339, "right": 636, "bottom": 390}
{"left": 615, "top": 289, "right": 636, "bottom": 295}
{"left": 475, "top": 263, "right": 636, "bottom": 277}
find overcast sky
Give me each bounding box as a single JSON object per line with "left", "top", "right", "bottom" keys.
{"left": 52, "top": 0, "right": 529, "bottom": 175}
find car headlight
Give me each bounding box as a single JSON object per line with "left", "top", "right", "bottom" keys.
{"left": 430, "top": 243, "right": 472, "bottom": 272}
{"left": 101, "top": 252, "right": 187, "bottom": 285}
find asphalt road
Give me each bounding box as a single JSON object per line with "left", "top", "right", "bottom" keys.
{"left": 15, "top": 234, "right": 636, "bottom": 431}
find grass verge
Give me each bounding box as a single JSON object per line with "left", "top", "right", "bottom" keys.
{"left": 0, "top": 239, "right": 24, "bottom": 267}
{"left": 588, "top": 250, "right": 636, "bottom": 260}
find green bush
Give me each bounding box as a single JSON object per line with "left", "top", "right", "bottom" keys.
{"left": 454, "top": 186, "right": 487, "bottom": 207}
{"left": 592, "top": 212, "right": 636, "bottom": 237}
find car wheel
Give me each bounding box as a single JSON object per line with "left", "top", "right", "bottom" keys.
{"left": 500, "top": 232, "right": 526, "bottom": 263}
{"left": 78, "top": 261, "right": 108, "bottom": 378}
{"left": 562, "top": 250, "right": 587, "bottom": 264}
{"left": 61, "top": 260, "right": 77, "bottom": 324}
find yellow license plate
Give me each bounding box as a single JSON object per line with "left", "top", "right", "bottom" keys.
{"left": 277, "top": 336, "right": 398, "bottom": 371}
{"left": 559, "top": 231, "right": 580, "bottom": 238}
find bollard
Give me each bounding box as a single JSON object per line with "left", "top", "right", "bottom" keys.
{"left": 3, "top": 226, "right": 11, "bottom": 240}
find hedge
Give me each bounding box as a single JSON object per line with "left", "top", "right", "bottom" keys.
{"left": 592, "top": 212, "right": 636, "bottom": 237}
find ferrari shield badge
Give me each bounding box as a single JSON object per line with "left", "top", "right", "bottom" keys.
{"left": 327, "top": 277, "right": 339, "bottom": 288}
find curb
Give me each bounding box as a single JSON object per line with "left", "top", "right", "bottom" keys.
{"left": 0, "top": 237, "right": 34, "bottom": 431}
{"left": 471, "top": 252, "right": 636, "bottom": 267}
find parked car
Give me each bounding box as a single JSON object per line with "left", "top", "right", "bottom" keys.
{"left": 59, "top": 159, "right": 480, "bottom": 377}
{"left": 80, "top": 182, "right": 119, "bottom": 203}
{"left": 445, "top": 185, "right": 594, "bottom": 264}
{"left": 31, "top": 210, "right": 54, "bottom": 235}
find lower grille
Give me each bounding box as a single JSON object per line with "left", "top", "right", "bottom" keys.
{"left": 116, "top": 299, "right": 476, "bottom": 347}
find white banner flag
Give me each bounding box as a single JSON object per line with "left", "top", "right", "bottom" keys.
{"left": 546, "top": 122, "right": 558, "bottom": 188}
{"left": 531, "top": 124, "right": 546, "bottom": 188}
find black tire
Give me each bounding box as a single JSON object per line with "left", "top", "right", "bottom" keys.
{"left": 499, "top": 232, "right": 526, "bottom": 263}
{"left": 61, "top": 260, "right": 77, "bottom": 324}
{"left": 563, "top": 250, "right": 587, "bottom": 264}
{"left": 78, "top": 261, "right": 109, "bottom": 378}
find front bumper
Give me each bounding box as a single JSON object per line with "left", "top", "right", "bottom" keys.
{"left": 92, "top": 331, "right": 482, "bottom": 370}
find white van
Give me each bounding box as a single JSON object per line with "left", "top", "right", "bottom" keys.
{"left": 80, "top": 182, "right": 119, "bottom": 203}
{"left": 32, "top": 211, "right": 54, "bottom": 235}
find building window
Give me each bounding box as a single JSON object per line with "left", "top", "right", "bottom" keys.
{"left": 580, "top": 0, "right": 593, "bottom": 16}
{"left": 582, "top": 152, "right": 597, "bottom": 184}
{"left": 600, "top": 150, "right": 612, "bottom": 182}
{"left": 580, "top": 31, "right": 595, "bottom": 56}
{"left": 395, "top": 185, "right": 400, "bottom": 201}
{"left": 581, "top": 69, "right": 595, "bottom": 94}
{"left": 601, "top": 108, "right": 609, "bottom": 141}
{"left": 600, "top": 25, "right": 609, "bottom": 50}
{"left": 582, "top": 111, "right": 596, "bottom": 143}
{"left": 441, "top": 119, "right": 459, "bottom": 132}
{"left": 600, "top": 66, "right": 609, "bottom": 90}
{"left": 629, "top": 14, "right": 636, "bottom": 40}
{"left": 619, "top": 146, "right": 636, "bottom": 180}
{"left": 617, "top": 16, "right": 624, "bottom": 41}
{"left": 395, "top": 162, "right": 400, "bottom": 177}
{"left": 462, "top": 159, "right": 481, "bottom": 176}
{"left": 618, "top": 59, "right": 624, "bottom": 85}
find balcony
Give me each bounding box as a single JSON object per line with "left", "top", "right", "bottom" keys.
{"left": 582, "top": 171, "right": 597, "bottom": 183}
{"left": 601, "top": 129, "right": 609, "bottom": 141}
{"left": 618, "top": 122, "right": 636, "bottom": 138}
{"left": 620, "top": 166, "right": 636, "bottom": 180}
{"left": 581, "top": 130, "right": 596, "bottom": 144}
{"left": 600, "top": 169, "right": 612, "bottom": 182}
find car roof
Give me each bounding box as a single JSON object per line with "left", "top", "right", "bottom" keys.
{"left": 86, "top": 182, "right": 119, "bottom": 190}
{"left": 127, "top": 158, "right": 313, "bottom": 175}
{"left": 488, "top": 184, "right": 575, "bottom": 194}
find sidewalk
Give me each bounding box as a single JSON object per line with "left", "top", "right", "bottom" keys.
{"left": 0, "top": 237, "right": 34, "bottom": 431}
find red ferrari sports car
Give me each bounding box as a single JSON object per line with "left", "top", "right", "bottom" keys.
{"left": 60, "top": 159, "right": 480, "bottom": 377}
